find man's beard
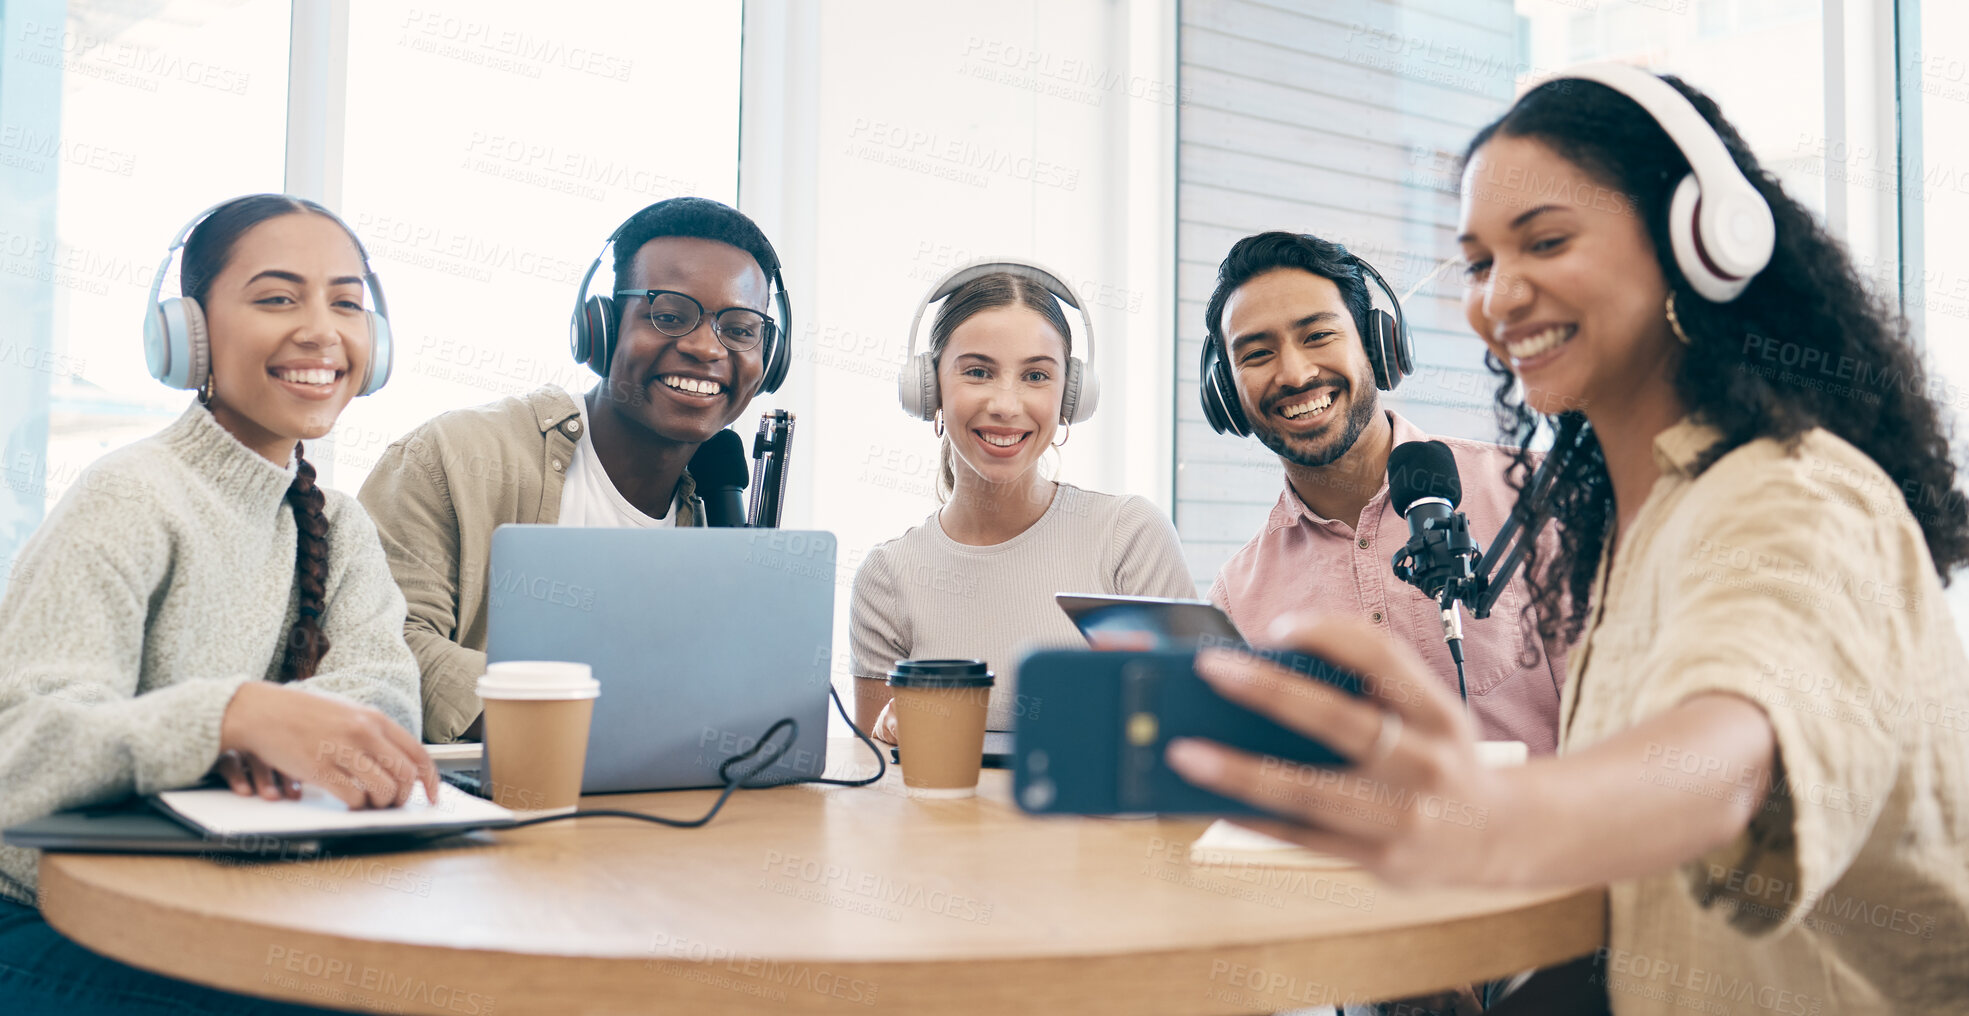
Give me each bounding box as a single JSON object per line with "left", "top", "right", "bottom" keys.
{"left": 1252, "top": 382, "right": 1379, "bottom": 469}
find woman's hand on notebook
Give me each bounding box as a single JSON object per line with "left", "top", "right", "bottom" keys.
{"left": 220, "top": 682, "right": 439, "bottom": 809}
{"left": 214, "top": 749, "right": 301, "bottom": 801}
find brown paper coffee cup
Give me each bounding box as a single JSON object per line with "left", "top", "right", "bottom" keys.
{"left": 477, "top": 661, "right": 599, "bottom": 816}
{"left": 888, "top": 660, "right": 994, "bottom": 798}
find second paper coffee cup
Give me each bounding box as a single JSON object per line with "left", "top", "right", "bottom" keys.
{"left": 887, "top": 659, "right": 994, "bottom": 798}
{"left": 476, "top": 661, "right": 599, "bottom": 816}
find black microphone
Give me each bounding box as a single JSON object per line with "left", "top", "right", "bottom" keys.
{"left": 690, "top": 429, "right": 749, "bottom": 528}
{"left": 1388, "top": 440, "right": 1480, "bottom": 701}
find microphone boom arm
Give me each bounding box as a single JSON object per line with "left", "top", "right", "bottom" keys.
{"left": 1468, "top": 413, "right": 1588, "bottom": 618}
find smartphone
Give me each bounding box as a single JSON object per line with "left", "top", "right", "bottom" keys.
{"left": 1011, "top": 647, "right": 1362, "bottom": 816}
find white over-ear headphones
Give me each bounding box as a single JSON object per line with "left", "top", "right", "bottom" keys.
{"left": 144, "top": 197, "right": 394, "bottom": 395}
{"left": 1546, "top": 63, "right": 1775, "bottom": 303}
{"left": 897, "top": 258, "right": 1100, "bottom": 424}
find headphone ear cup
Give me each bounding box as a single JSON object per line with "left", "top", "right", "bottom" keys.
{"left": 1059, "top": 357, "right": 1095, "bottom": 425}
{"left": 146, "top": 296, "right": 207, "bottom": 390}
{"left": 577, "top": 295, "right": 616, "bottom": 376}
{"left": 757, "top": 324, "right": 787, "bottom": 395}
{"left": 359, "top": 312, "right": 394, "bottom": 396}
{"left": 1364, "top": 308, "right": 1400, "bottom": 391}
{"left": 1666, "top": 173, "right": 1735, "bottom": 302}
{"left": 912, "top": 352, "right": 941, "bottom": 420}
{"left": 180, "top": 297, "right": 211, "bottom": 392}
{"left": 1198, "top": 339, "right": 1249, "bottom": 437}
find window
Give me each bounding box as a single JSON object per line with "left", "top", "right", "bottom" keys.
{"left": 1, "top": 0, "right": 292, "bottom": 594}
{"left": 328, "top": 0, "right": 741, "bottom": 491}
{"left": 1911, "top": 0, "right": 1969, "bottom": 632}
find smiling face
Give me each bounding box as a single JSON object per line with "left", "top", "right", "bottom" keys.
{"left": 938, "top": 306, "right": 1068, "bottom": 487}
{"left": 603, "top": 235, "right": 770, "bottom": 444}
{"left": 1458, "top": 134, "right": 1676, "bottom": 418}
{"left": 198, "top": 212, "right": 373, "bottom": 462}
{"left": 1221, "top": 268, "right": 1380, "bottom": 469}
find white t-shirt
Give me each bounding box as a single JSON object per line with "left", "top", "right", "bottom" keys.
{"left": 557, "top": 399, "right": 677, "bottom": 528}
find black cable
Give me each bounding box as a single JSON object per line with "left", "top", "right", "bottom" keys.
{"left": 794, "top": 681, "right": 888, "bottom": 787}
{"left": 499, "top": 685, "right": 886, "bottom": 830}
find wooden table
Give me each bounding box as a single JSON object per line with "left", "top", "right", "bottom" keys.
{"left": 39, "top": 741, "right": 1606, "bottom": 1015}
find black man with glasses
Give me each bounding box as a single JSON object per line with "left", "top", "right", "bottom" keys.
{"left": 360, "top": 198, "right": 791, "bottom": 742}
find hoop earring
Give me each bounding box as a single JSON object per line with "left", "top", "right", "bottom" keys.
{"left": 933, "top": 409, "right": 944, "bottom": 438}
{"left": 1052, "top": 422, "right": 1070, "bottom": 448}
{"left": 1666, "top": 291, "right": 1693, "bottom": 347}
{"left": 198, "top": 374, "right": 214, "bottom": 406}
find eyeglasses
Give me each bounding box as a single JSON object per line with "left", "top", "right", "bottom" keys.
{"left": 614, "top": 289, "right": 774, "bottom": 352}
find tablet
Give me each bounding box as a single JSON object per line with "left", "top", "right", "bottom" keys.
{"left": 3, "top": 796, "right": 320, "bottom": 856}
{"left": 1053, "top": 594, "right": 1245, "bottom": 650}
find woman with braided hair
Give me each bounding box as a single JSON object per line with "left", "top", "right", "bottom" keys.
{"left": 0, "top": 195, "right": 432, "bottom": 1015}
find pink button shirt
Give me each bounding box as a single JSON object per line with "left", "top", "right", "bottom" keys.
{"left": 1208, "top": 412, "right": 1568, "bottom": 754}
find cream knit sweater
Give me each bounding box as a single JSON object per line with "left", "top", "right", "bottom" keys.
{"left": 0, "top": 403, "right": 421, "bottom": 904}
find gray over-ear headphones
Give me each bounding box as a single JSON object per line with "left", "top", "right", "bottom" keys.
{"left": 143, "top": 197, "right": 393, "bottom": 396}
{"left": 897, "top": 258, "right": 1099, "bottom": 424}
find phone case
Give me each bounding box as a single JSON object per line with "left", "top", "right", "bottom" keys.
{"left": 1011, "top": 648, "right": 1361, "bottom": 816}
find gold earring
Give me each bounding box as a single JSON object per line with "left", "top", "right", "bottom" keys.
{"left": 1053, "top": 422, "right": 1070, "bottom": 448}
{"left": 1666, "top": 291, "right": 1693, "bottom": 347}
{"left": 933, "top": 409, "right": 944, "bottom": 438}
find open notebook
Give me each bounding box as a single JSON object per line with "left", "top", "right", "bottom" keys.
{"left": 151, "top": 782, "right": 515, "bottom": 841}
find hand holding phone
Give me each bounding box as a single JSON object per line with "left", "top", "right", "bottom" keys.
{"left": 1163, "top": 615, "right": 1509, "bottom": 887}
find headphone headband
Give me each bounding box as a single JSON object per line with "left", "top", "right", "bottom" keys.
{"left": 899, "top": 257, "right": 1101, "bottom": 424}
{"left": 902, "top": 257, "right": 1098, "bottom": 375}
{"left": 145, "top": 195, "right": 393, "bottom": 396}
{"left": 1537, "top": 63, "right": 1775, "bottom": 299}
{"left": 569, "top": 203, "right": 793, "bottom": 392}
{"left": 1197, "top": 239, "right": 1414, "bottom": 436}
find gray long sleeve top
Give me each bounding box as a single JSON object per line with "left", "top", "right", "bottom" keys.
{"left": 0, "top": 403, "right": 421, "bottom": 904}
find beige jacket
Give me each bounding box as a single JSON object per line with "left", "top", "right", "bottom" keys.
{"left": 1564, "top": 419, "right": 1967, "bottom": 1015}
{"left": 358, "top": 386, "right": 700, "bottom": 742}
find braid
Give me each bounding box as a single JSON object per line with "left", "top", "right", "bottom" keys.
{"left": 280, "top": 441, "right": 332, "bottom": 682}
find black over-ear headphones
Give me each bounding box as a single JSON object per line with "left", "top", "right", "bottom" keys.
{"left": 1199, "top": 241, "right": 1413, "bottom": 437}
{"left": 568, "top": 202, "right": 794, "bottom": 394}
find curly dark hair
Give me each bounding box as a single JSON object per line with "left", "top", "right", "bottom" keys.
{"left": 1463, "top": 74, "right": 1969, "bottom": 647}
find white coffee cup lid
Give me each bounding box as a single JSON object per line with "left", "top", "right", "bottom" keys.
{"left": 477, "top": 660, "right": 599, "bottom": 700}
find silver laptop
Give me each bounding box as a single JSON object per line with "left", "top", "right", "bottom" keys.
{"left": 486, "top": 526, "right": 834, "bottom": 793}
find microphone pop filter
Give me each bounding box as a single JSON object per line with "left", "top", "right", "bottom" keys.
{"left": 1388, "top": 440, "right": 1461, "bottom": 516}
{"left": 688, "top": 428, "right": 750, "bottom": 490}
